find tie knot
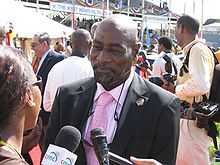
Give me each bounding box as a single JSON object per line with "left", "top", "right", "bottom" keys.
{"left": 96, "top": 92, "right": 114, "bottom": 106}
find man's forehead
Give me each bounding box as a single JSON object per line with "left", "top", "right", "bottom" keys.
{"left": 32, "top": 36, "right": 39, "bottom": 42}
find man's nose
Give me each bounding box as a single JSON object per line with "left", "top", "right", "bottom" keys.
{"left": 96, "top": 50, "right": 112, "bottom": 64}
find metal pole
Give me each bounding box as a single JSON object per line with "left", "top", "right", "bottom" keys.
{"left": 141, "top": 0, "right": 145, "bottom": 42}
{"left": 106, "top": 0, "right": 109, "bottom": 16}
{"left": 168, "top": 0, "right": 171, "bottom": 37}
{"left": 201, "top": 0, "right": 204, "bottom": 39}
{"left": 127, "top": 0, "right": 130, "bottom": 16}
{"left": 36, "top": 0, "right": 39, "bottom": 12}
{"left": 102, "top": 0, "right": 105, "bottom": 18}
{"left": 72, "top": 0, "right": 76, "bottom": 29}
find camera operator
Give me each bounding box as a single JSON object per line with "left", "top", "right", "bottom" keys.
{"left": 175, "top": 16, "right": 215, "bottom": 165}
{"left": 150, "top": 37, "right": 181, "bottom": 93}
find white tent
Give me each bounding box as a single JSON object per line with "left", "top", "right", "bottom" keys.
{"left": 0, "top": 0, "right": 73, "bottom": 38}
{"left": 203, "top": 23, "right": 220, "bottom": 32}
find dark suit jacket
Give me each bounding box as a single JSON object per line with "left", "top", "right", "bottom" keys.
{"left": 44, "top": 74, "right": 180, "bottom": 165}
{"left": 37, "top": 50, "right": 65, "bottom": 125}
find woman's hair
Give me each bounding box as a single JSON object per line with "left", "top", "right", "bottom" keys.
{"left": 0, "top": 47, "right": 35, "bottom": 128}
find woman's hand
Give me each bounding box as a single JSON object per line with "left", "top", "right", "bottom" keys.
{"left": 130, "top": 156, "right": 162, "bottom": 165}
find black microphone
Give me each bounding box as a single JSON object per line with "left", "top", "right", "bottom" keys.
{"left": 91, "top": 128, "right": 133, "bottom": 165}
{"left": 42, "top": 126, "right": 81, "bottom": 165}
{"left": 55, "top": 125, "right": 81, "bottom": 152}
{"left": 90, "top": 128, "right": 110, "bottom": 165}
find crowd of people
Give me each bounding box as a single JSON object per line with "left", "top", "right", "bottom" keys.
{"left": 0, "top": 14, "right": 219, "bottom": 165}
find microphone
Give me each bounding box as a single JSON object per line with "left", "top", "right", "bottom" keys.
{"left": 90, "top": 128, "right": 133, "bottom": 165}
{"left": 41, "top": 126, "right": 81, "bottom": 165}
{"left": 90, "top": 128, "right": 110, "bottom": 165}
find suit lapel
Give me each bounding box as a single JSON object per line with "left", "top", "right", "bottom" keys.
{"left": 37, "top": 50, "right": 52, "bottom": 76}
{"left": 72, "top": 79, "right": 97, "bottom": 165}
{"left": 110, "top": 74, "right": 151, "bottom": 155}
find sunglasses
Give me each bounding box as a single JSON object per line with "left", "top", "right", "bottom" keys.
{"left": 32, "top": 76, "right": 42, "bottom": 92}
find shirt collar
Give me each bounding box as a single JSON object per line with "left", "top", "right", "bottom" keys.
{"left": 36, "top": 49, "right": 51, "bottom": 74}
{"left": 182, "top": 39, "right": 199, "bottom": 55}
{"left": 94, "top": 68, "right": 134, "bottom": 105}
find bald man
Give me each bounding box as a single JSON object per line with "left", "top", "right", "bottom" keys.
{"left": 90, "top": 21, "right": 100, "bottom": 38}
{"left": 43, "top": 29, "right": 94, "bottom": 112}
{"left": 44, "top": 15, "right": 180, "bottom": 165}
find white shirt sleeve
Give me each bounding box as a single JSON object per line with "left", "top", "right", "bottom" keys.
{"left": 43, "top": 64, "right": 62, "bottom": 112}
{"left": 152, "top": 58, "right": 164, "bottom": 77}
{"left": 176, "top": 46, "right": 214, "bottom": 99}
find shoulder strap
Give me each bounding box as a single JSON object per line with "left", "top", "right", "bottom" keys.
{"left": 179, "top": 43, "right": 200, "bottom": 77}
{"left": 207, "top": 46, "right": 219, "bottom": 65}
{"left": 162, "top": 54, "right": 178, "bottom": 75}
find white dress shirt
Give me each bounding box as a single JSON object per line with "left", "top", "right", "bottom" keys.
{"left": 175, "top": 40, "right": 215, "bottom": 103}
{"left": 152, "top": 51, "right": 182, "bottom": 78}
{"left": 36, "top": 49, "right": 51, "bottom": 74}
{"left": 43, "top": 56, "right": 94, "bottom": 112}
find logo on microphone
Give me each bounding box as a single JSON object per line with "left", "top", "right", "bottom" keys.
{"left": 61, "top": 157, "right": 72, "bottom": 165}
{"left": 44, "top": 151, "right": 58, "bottom": 162}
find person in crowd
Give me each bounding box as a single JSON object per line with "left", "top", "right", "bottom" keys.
{"left": 135, "top": 50, "right": 152, "bottom": 79}
{"left": 175, "top": 15, "right": 215, "bottom": 165}
{"left": 54, "top": 41, "right": 64, "bottom": 54}
{"left": 43, "top": 29, "right": 94, "bottom": 112}
{"left": 0, "top": 26, "right": 5, "bottom": 46}
{"left": 31, "top": 32, "right": 65, "bottom": 149}
{"left": 152, "top": 36, "right": 182, "bottom": 78}
{"left": 0, "top": 47, "right": 42, "bottom": 164}
{"left": 65, "top": 40, "right": 72, "bottom": 57}
{"left": 90, "top": 21, "right": 100, "bottom": 39}
{"left": 44, "top": 14, "right": 180, "bottom": 165}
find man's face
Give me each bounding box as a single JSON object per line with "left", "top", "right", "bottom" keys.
{"left": 31, "top": 36, "right": 44, "bottom": 58}
{"left": 175, "top": 25, "right": 184, "bottom": 48}
{"left": 90, "top": 23, "right": 135, "bottom": 90}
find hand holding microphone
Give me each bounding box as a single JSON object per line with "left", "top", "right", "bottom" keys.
{"left": 41, "top": 126, "right": 81, "bottom": 165}
{"left": 90, "top": 128, "right": 133, "bottom": 165}
{"left": 90, "top": 128, "right": 162, "bottom": 165}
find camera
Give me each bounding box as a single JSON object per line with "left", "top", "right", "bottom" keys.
{"left": 163, "top": 73, "right": 177, "bottom": 85}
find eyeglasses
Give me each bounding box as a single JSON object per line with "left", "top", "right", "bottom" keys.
{"left": 32, "top": 76, "right": 42, "bottom": 92}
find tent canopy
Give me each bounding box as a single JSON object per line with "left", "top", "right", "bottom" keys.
{"left": 0, "top": 0, "right": 73, "bottom": 38}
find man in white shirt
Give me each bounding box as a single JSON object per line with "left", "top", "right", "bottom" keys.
{"left": 152, "top": 37, "right": 182, "bottom": 78}
{"left": 175, "top": 15, "right": 215, "bottom": 165}
{"left": 43, "top": 29, "right": 94, "bottom": 112}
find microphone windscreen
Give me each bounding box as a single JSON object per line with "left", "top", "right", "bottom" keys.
{"left": 55, "top": 126, "right": 81, "bottom": 153}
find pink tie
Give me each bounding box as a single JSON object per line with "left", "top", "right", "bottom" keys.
{"left": 84, "top": 91, "right": 114, "bottom": 165}
{"left": 85, "top": 91, "right": 114, "bottom": 144}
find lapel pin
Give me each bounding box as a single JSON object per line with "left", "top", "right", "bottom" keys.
{"left": 136, "top": 98, "right": 145, "bottom": 107}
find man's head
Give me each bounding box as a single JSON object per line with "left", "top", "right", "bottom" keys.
{"left": 90, "top": 14, "right": 139, "bottom": 91}
{"left": 71, "top": 29, "right": 92, "bottom": 56}
{"left": 0, "top": 26, "right": 5, "bottom": 45}
{"left": 158, "top": 37, "right": 173, "bottom": 53}
{"left": 31, "top": 32, "right": 51, "bottom": 58}
{"left": 90, "top": 22, "right": 100, "bottom": 39}
{"left": 175, "top": 15, "right": 200, "bottom": 48}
